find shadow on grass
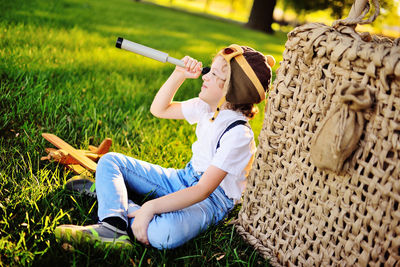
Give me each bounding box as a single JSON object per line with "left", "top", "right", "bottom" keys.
{"left": 33, "top": 197, "right": 270, "bottom": 266}
{"left": 0, "top": 181, "right": 270, "bottom": 267}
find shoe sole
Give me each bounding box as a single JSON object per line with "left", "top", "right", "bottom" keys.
{"left": 65, "top": 177, "right": 96, "bottom": 198}
{"left": 54, "top": 226, "right": 132, "bottom": 249}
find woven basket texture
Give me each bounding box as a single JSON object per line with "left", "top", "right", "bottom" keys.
{"left": 236, "top": 22, "right": 400, "bottom": 266}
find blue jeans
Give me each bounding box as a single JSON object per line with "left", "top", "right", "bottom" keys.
{"left": 95, "top": 152, "right": 234, "bottom": 249}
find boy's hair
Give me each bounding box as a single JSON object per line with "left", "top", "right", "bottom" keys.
{"left": 226, "top": 102, "right": 258, "bottom": 119}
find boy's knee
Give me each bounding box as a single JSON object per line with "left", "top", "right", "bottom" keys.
{"left": 98, "top": 152, "right": 128, "bottom": 171}
{"left": 96, "top": 152, "right": 124, "bottom": 181}
{"left": 98, "top": 152, "right": 121, "bottom": 165}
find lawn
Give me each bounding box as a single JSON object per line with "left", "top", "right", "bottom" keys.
{"left": 0, "top": 0, "right": 286, "bottom": 265}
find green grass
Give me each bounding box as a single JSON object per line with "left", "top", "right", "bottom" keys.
{"left": 0, "top": 0, "right": 286, "bottom": 265}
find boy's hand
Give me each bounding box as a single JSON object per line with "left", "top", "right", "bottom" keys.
{"left": 175, "top": 56, "right": 202, "bottom": 79}
{"left": 128, "top": 203, "right": 155, "bottom": 246}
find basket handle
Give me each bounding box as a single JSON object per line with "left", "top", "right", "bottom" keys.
{"left": 332, "top": 0, "right": 380, "bottom": 27}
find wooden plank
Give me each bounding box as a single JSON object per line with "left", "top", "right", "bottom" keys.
{"left": 42, "top": 133, "right": 97, "bottom": 172}
{"left": 95, "top": 138, "right": 112, "bottom": 154}
{"left": 67, "top": 164, "right": 92, "bottom": 176}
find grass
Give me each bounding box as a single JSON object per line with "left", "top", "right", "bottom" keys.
{"left": 0, "top": 0, "right": 286, "bottom": 265}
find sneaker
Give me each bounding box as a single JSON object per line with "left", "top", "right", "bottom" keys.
{"left": 55, "top": 222, "right": 132, "bottom": 248}
{"left": 65, "top": 175, "right": 96, "bottom": 198}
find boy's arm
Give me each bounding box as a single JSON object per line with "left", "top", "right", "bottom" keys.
{"left": 150, "top": 56, "right": 202, "bottom": 120}
{"left": 128, "top": 165, "right": 227, "bottom": 245}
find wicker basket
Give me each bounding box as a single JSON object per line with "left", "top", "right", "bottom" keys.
{"left": 235, "top": 1, "right": 400, "bottom": 266}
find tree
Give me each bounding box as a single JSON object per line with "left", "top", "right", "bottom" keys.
{"left": 246, "top": 0, "right": 277, "bottom": 34}
{"left": 283, "top": 0, "right": 366, "bottom": 18}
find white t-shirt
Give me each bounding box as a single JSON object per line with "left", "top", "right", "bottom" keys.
{"left": 181, "top": 97, "right": 256, "bottom": 202}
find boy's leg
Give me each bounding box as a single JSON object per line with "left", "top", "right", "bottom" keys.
{"left": 55, "top": 152, "right": 187, "bottom": 247}
{"left": 95, "top": 152, "right": 191, "bottom": 225}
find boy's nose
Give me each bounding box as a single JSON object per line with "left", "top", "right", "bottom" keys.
{"left": 201, "top": 67, "right": 210, "bottom": 82}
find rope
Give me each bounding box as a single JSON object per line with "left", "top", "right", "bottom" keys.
{"left": 332, "top": 0, "right": 380, "bottom": 27}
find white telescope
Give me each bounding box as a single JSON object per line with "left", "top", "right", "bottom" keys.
{"left": 116, "top": 37, "right": 210, "bottom": 74}
{"left": 116, "top": 37, "right": 185, "bottom": 67}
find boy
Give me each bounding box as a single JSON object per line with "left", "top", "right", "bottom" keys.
{"left": 55, "top": 44, "right": 275, "bottom": 249}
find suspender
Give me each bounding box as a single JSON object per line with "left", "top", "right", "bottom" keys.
{"left": 216, "top": 120, "right": 248, "bottom": 151}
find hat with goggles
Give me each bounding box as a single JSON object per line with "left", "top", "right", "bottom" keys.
{"left": 210, "top": 44, "right": 275, "bottom": 121}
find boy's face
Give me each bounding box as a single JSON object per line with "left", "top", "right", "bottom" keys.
{"left": 199, "top": 56, "right": 227, "bottom": 109}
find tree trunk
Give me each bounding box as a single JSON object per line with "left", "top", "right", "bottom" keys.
{"left": 246, "top": 0, "right": 277, "bottom": 34}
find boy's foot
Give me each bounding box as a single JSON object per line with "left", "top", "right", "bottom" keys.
{"left": 55, "top": 222, "right": 132, "bottom": 248}
{"left": 65, "top": 175, "right": 96, "bottom": 198}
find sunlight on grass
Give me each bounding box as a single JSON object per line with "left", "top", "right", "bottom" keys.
{"left": 148, "top": 0, "right": 253, "bottom": 23}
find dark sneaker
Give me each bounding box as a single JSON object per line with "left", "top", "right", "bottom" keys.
{"left": 65, "top": 175, "right": 96, "bottom": 198}
{"left": 55, "top": 222, "right": 132, "bottom": 248}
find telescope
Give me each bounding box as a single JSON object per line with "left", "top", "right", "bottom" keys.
{"left": 116, "top": 37, "right": 210, "bottom": 74}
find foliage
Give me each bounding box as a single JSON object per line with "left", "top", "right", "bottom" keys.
{"left": 0, "top": 0, "right": 285, "bottom": 265}
{"left": 282, "top": 0, "right": 396, "bottom": 19}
